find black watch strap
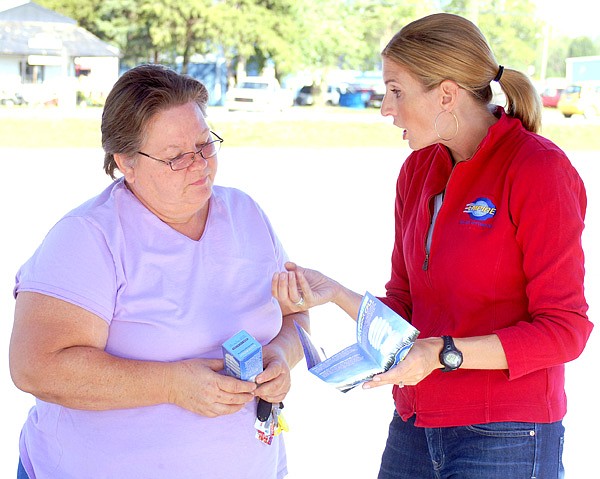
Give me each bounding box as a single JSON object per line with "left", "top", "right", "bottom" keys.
{"left": 439, "top": 335, "right": 463, "bottom": 372}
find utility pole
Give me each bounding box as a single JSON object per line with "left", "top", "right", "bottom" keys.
{"left": 540, "top": 23, "right": 551, "bottom": 85}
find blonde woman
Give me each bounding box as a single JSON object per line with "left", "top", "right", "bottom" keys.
{"left": 274, "top": 13, "right": 592, "bottom": 479}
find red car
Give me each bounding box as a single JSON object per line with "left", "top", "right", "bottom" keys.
{"left": 540, "top": 88, "right": 564, "bottom": 108}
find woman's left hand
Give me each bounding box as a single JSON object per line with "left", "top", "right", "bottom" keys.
{"left": 254, "top": 345, "right": 291, "bottom": 403}
{"left": 362, "top": 338, "right": 443, "bottom": 389}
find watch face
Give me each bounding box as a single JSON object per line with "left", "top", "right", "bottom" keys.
{"left": 445, "top": 351, "right": 462, "bottom": 368}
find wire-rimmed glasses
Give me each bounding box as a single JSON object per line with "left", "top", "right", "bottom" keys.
{"left": 137, "top": 131, "right": 223, "bottom": 171}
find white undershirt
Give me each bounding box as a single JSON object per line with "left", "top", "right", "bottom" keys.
{"left": 426, "top": 192, "right": 444, "bottom": 254}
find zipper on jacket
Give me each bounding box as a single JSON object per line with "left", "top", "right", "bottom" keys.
{"left": 423, "top": 191, "right": 444, "bottom": 271}
{"left": 423, "top": 152, "right": 462, "bottom": 271}
{"left": 422, "top": 192, "right": 434, "bottom": 271}
{"left": 422, "top": 147, "right": 460, "bottom": 271}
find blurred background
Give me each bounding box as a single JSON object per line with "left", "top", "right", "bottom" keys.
{"left": 1, "top": 0, "right": 599, "bottom": 477}
{"left": 0, "top": 0, "right": 599, "bottom": 117}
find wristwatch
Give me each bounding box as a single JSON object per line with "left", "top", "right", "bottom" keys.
{"left": 439, "top": 336, "right": 463, "bottom": 372}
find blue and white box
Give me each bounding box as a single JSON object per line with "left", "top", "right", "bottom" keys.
{"left": 222, "top": 330, "right": 263, "bottom": 381}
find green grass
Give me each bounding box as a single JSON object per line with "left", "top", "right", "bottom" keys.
{"left": 0, "top": 106, "right": 598, "bottom": 151}
{"left": 214, "top": 120, "right": 406, "bottom": 148}
{"left": 0, "top": 116, "right": 102, "bottom": 148}
{"left": 540, "top": 123, "right": 600, "bottom": 151}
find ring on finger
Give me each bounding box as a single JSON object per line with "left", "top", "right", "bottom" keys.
{"left": 294, "top": 296, "right": 305, "bottom": 307}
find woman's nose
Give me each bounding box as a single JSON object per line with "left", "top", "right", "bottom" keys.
{"left": 380, "top": 93, "right": 394, "bottom": 118}
{"left": 190, "top": 153, "right": 209, "bottom": 169}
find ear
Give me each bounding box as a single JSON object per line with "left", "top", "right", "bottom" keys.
{"left": 114, "top": 153, "right": 136, "bottom": 183}
{"left": 439, "top": 80, "right": 460, "bottom": 110}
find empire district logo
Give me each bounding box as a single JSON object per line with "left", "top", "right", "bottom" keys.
{"left": 463, "top": 197, "right": 497, "bottom": 221}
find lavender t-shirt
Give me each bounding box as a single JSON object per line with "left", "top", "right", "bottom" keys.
{"left": 15, "top": 179, "right": 288, "bottom": 479}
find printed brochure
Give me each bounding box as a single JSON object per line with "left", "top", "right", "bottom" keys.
{"left": 295, "top": 292, "right": 419, "bottom": 392}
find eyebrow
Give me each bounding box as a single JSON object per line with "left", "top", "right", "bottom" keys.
{"left": 159, "top": 128, "right": 212, "bottom": 153}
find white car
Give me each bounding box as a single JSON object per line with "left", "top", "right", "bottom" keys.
{"left": 225, "top": 76, "right": 293, "bottom": 111}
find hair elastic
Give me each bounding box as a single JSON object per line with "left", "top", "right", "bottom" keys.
{"left": 493, "top": 65, "right": 504, "bottom": 82}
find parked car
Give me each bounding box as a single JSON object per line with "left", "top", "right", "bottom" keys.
{"left": 340, "top": 83, "right": 377, "bottom": 108}
{"left": 295, "top": 84, "right": 343, "bottom": 106}
{"left": 0, "top": 90, "right": 27, "bottom": 106}
{"left": 225, "top": 76, "right": 293, "bottom": 111}
{"left": 294, "top": 85, "right": 314, "bottom": 106}
{"left": 557, "top": 83, "right": 600, "bottom": 118}
{"left": 324, "top": 85, "right": 342, "bottom": 106}
{"left": 366, "top": 83, "right": 385, "bottom": 108}
{"left": 352, "top": 74, "right": 385, "bottom": 108}
{"left": 540, "top": 87, "right": 564, "bottom": 108}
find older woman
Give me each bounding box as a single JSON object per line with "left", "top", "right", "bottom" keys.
{"left": 10, "top": 64, "right": 307, "bottom": 479}
{"left": 274, "top": 13, "right": 593, "bottom": 479}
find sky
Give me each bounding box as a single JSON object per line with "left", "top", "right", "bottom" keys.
{"left": 536, "top": 0, "right": 598, "bottom": 38}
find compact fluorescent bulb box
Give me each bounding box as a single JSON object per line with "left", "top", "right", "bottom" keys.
{"left": 222, "top": 330, "right": 263, "bottom": 381}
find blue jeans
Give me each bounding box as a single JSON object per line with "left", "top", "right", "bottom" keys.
{"left": 17, "top": 459, "right": 30, "bottom": 479}
{"left": 378, "top": 411, "right": 565, "bottom": 479}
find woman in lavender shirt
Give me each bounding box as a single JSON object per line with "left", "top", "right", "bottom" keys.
{"left": 10, "top": 64, "right": 308, "bottom": 479}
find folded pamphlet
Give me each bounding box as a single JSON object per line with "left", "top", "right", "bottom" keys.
{"left": 295, "top": 292, "right": 419, "bottom": 392}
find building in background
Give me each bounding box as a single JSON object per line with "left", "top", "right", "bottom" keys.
{"left": 175, "top": 54, "right": 228, "bottom": 107}
{"left": 565, "top": 56, "right": 600, "bottom": 84}
{"left": 0, "top": 0, "right": 120, "bottom": 107}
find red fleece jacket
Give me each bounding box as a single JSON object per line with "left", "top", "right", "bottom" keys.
{"left": 382, "top": 109, "right": 593, "bottom": 427}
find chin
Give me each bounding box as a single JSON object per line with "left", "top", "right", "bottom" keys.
{"left": 409, "top": 138, "right": 437, "bottom": 151}
{"left": 187, "top": 184, "right": 212, "bottom": 203}
{"left": 407, "top": 139, "right": 420, "bottom": 150}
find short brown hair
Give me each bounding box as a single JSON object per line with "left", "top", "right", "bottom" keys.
{"left": 101, "top": 64, "right": 209, "bottom": 178}
{"left": 382, "top": 13, "right": 541, "bottom": 133}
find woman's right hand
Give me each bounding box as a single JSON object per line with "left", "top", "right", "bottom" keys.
{"left": 168, "top": 358, "right": 257, "bottom": 418}
{"left": 272, "top": 262, "right": 340, "bottom": 313}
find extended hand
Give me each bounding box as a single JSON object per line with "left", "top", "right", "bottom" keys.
{"left": 272, "top": 261, "right": 340, "bottom": 313}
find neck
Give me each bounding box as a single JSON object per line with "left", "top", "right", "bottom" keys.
{"left": 125, "top": 181, "right": 210, "bottom": 240}
{"left": 448, "top": 107, "right": 498, "bottom": 163}
{"left": 165, "top": 209, "right": 209, "bottom": 240}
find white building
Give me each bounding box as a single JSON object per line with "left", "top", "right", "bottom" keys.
{"left": 0, "top": 0, "right": 120, "bottom": 107}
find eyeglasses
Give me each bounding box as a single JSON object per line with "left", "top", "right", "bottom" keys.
{"left": 137, "top": 131, "right": 224, "bottom": 171}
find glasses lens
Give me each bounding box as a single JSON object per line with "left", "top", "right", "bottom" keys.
{"left": 200, "top": 140, "right": 221, "bottom": 159}
{"left": 170, "top": 152, "right": 196, "bottom": 171}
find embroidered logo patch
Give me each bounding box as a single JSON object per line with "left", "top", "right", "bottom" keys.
{"left": 463, "top": 197, "right": 497, "bottom": 221}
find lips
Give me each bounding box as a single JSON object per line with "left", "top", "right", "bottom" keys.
{"left": 192, "top": 176, "right": 208, "bottom": 186}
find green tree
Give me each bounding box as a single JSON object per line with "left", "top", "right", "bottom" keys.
{"left": 38, "top": 0, "right": 101, "bottom": 34}
{"left": 139, "top": 0, "right": 215, "bottom": 71}
{"left": 546, "top": 37, "right": 569, "bottom": 78}
{"left": 40, "top": 0, "right": 223, "bottom": 70}
{"left": 95, "top": 0, "right": 154, "bottom": 66}
{"left": 444, "top": 0, "right": 542, "bottom": 75}
{"left": 212, "top": 0, "right": 311, "bottom": 81}
{"left": 38, "top": 0, "right": 153, "bottom": 66}
{"left": 290, "top": 0, "right": 360, "bottom": 72}
{"left": 567, "top": 36, "right": 598, "bottom": 58}
{"left": 343, "top": 0, "right": 426, "bottom": 71}
{"left": 36, "top": 0, "right": 555, "bottom": 87}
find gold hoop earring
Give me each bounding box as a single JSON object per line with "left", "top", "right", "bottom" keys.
{"left": 434, "top": 110, "right": 459, "bottom": 141}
